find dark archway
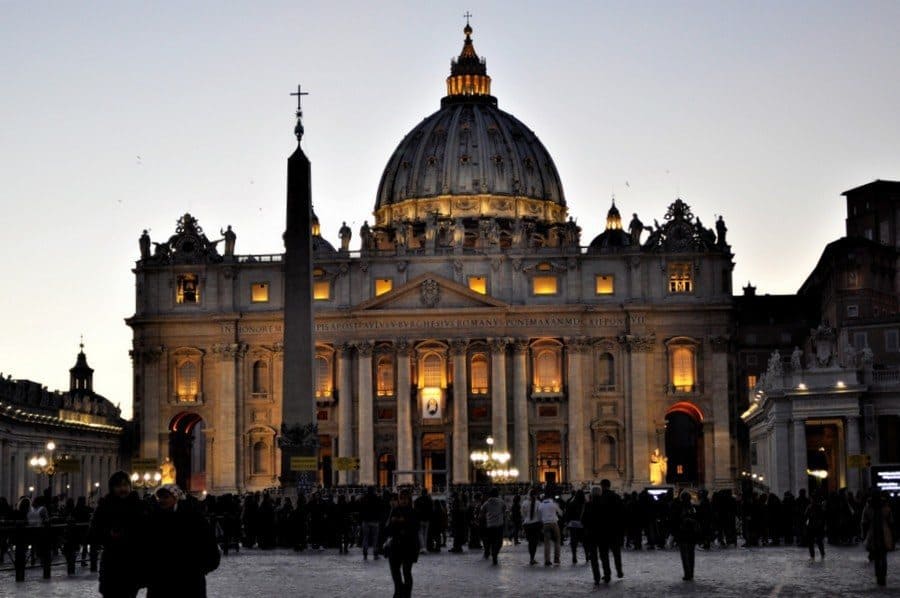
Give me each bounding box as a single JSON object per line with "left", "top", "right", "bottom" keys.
{"left": 665, "top": 409, "right": 703, "bottom": 486}
{"left": 169, "top": 412, "right": 206, "bottom": 493}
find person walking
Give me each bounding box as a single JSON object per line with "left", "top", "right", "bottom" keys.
{"left": 88, "top": 471, "right": 148, "bottom": 598}
{"left": 862, "top": 491, "right": 894, "bottom": 587}
{"left": 481, "top": 488, "right": 507, "bottom": 565}
{"left": 449, "top": 492, "right": 468, "bottom": 553}
{"left": 385, "top": 490, "right": 419, "bottom": 598}
{"left": 413, "top": 489, "right": 433, "bottom": 556}
{"left": 804, "top": 495, "right": 826, "bottom": 560}
{"left": 521, "top": 488, "right": 543, "bottom": 565}
{"left": 146, "top": 484, "right": 220, "bottom": 598}
{"left": 360, "top": 486, "right": 383, "bottom": 560}
{"left": 537, "top": 492, "right": 563, "bottom": 566}
{"left": 565, "top": 490, "right": 587, "bottom": 564}
{"left": 674, "top": 491, "right": 698, "bottom": 581}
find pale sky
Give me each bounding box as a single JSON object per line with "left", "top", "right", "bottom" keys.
{"left": 1, "top": 1, "right": 898, "bottom": 419}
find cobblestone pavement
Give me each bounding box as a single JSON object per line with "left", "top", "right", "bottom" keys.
{"left": 3, "top": 542, "right": 899, "bottom": 597}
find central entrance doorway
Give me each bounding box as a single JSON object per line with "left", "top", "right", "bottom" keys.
{"left": 536, "top": 430, "right": 562, "bottom": 484}
{"left": 665, "top": 402, "right": 704, "bottom": 486}
{"left": 421, "top": 433, "right": 447, "bottom": 492}
{"left": 169, "top": 412, "right": 206, "bottom": 493}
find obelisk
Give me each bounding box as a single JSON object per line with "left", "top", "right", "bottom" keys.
{"left": 281, "top": 85, "right": 316, "bottom": 488}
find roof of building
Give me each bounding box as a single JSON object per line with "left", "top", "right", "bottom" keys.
{"left": 841, "top": 179, "right": 900, "bottom": 196}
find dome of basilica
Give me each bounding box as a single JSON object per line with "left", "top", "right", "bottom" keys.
{"left": 374, "top": 24, "right": 565, "bottom": 227}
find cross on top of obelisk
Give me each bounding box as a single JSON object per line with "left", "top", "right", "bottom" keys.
{"left": 290, "top": 84, "right": 309, "bottom": 140}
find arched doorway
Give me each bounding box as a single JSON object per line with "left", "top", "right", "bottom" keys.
{"left": 421, "top": 433, "right": 447, "bottom": 492}
{"left": 378, "top": 453, "right": 396, "bottom": 488}
{"left": 169, "top": 412, "right": 206, "bottom": 493}
{"left": 665, "top": 403, "right": 704, "bottom": 486}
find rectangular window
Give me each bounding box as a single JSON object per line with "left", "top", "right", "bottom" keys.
{"left": 671, "top": 346, "right": 695, "bottom": 392}
{"left": 469, "top": 406, "right": 489, "bottom": 421}
{"left": 886, "top": 330, "right": 899, "bottom": 352}
{"left": 313, "top": 281, "right": 331, "bottom": 300}
{"left": 880, "top": 221, "right": 890, "bottom": 245}
{"left": 538, "top": 405, "right": 558, "bottom": 418}
{"left": 532, "top": 276, "right": 558, "bottom": 295}
{"left": 668, "top": 263, "right": 693, "bottom": 293}
{"left": 595, "top": 274, "right": 614, "bottom": 295}
{"left": 468, "top": 276, "right": 487, "bottom": 295}
{"left": 317, "top": 410, "right": 329, "bottom": 421}
{"left": 747, "top": 375, "right": 757, "bottom": 390}
{"left": 251, "top": 282, "right": 269, "bottom": 303}
{"left": 853, "top": 331, "right": 868, "bottom": 349}
{"left": 374, "top": 278, "right": 393, "bottom": 297}
{"left": 377, "top": 407, "right": 395, "bottom": 421}
{"left": 847, "top": 304, "right": 859, "bottom": 318}
{"left": 176, "top": 274, "right": 200, "bottom": 304}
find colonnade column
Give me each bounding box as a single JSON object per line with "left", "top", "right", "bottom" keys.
{"left": 792, "top": 419, "right": 807, "bottom": 494}
{"left": 450, "top": 339, "right": 469, "bottom": 483}
{"left": 566, "top": 338, "right": 588, "bottom": 482}
{"left": 489, "top": 338, "right": 508, "bottom": 451}
{"left": 845, "top": 416, "right": 861, "bottom": 492}
{"left": 709, "top": 339, "right": 732, "bottom": 487}
{"left": 624, "top": 334, "right": 654, "bottom": 488}
{"left": 396, "top": 339, "right": 414, "bottom": 485}
{"left": 512, "top": 340, "right": 530, "bottom": 483}
{"left": 213, "top": 343, "right": 240, "bottom": 493}
{"left": 337, "top": 343, "right": 354, "bottom": 485}
{"left": 356, "top": 341, "right": 375, "bottom": 485}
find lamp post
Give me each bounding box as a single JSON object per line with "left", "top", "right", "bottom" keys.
{"left": 470, "top": 436, "right": 519, "bottom": 484}
{"left": 29, "top": 441, "right": 57, "bottom": 496}
{"left": 130, "top": 470, "right": 163, "bottom": 495}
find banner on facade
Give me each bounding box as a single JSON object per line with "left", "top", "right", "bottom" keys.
{"left": 289, "top": 456, "right": 318, "bottom": 471}
{"left": 132, "top": 458, "right": 159, "bottom": 472}
{"left": 335, "top": 457, "right": 360, "bottom": 471}
{"left": 847, "top": 454, "right": 871, "bottom": 468}
{"left": 54, "top": 457, "right": 81, "bottom": 473}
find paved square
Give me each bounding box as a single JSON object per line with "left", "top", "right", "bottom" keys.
{"left": 3, "top": 542, "right": 898, "bottom": 597}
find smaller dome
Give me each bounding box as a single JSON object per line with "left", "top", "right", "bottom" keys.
{"left": 606, "top": 199, "right": 622, "bottom": 230}
{"left": 588, "top": 199, "right": 632, "bottom": 253}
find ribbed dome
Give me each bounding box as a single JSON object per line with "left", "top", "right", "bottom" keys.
{"left": 374, "top": 24, "right": 565, "bottom": 221}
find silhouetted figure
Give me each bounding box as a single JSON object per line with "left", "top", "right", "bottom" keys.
{"left": 674, "top": 491, "right": 698, "bottom": 581}
{"left": 863, "top": 491, "right": 894, "bottom": 586}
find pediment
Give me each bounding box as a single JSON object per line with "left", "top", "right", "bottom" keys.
{"left": 354, "top": 272, "right": 507, "bottom": 311}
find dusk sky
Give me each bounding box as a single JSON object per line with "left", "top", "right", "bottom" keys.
{"left": 1, "top": 1, "right": 898, "bottom": 418}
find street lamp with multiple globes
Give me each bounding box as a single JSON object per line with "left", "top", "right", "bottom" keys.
{"left": 29, "top": 441, "right": 57, "bottom": 494}
{"left": 470, "top": 436, "right": 519, "bottom": 483}
{"left": 131, "top": 470, "right": 163, "bottom": 494}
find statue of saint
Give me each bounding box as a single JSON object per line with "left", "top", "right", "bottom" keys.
{"left": 715, "top": 215, "right": 728, "bottom": 248}
{"left": 360, "top": 220, "right": 372, "bottom": 251}
{"left": 487, "top": 218, "right": 500, "bottom": 246}
{"left": 339, "top": 221, "right": 352, "bottom": 252}
{"left": 139, "top": 230, "right": 151, "bottom": 259}
{"left": 791, "top": 346, "right": 803, "bottom": 371}
{"left": 220, "top": 225, "right": 236, "bottom": 257}
{"left": 628, "top": 213, "right": 644, "bottom": 245}
{"left": 160, "top": 457, "right": 176, "bottom": 485}
{"left": 649, "top": 448, "right": 667, "bottom": 485}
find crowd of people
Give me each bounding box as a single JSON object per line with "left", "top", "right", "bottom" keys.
{"left": 0, "top": 476, "right": 897, "bottom": 595}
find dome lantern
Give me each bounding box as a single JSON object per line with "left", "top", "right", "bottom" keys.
{"left": 606, "top": 198, "right": 622, "bottom": 230}
{"left": 445, "top": 21, "right": 492, "bottom": 102}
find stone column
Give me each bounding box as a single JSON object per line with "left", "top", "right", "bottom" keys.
{"left": 489, "top": 338, "right": 509, "bottom": 451}
{"left": 356, "top": 341, "right": 375, "bottom": 485}
{"left": 212, "top": 343, "right": 241, "bottom": 494}
{"left": 139, "top": 346, "right": 165, "bottom": 461}
{"left": 709, "top": 339, "right": 732, "bottom": 487}
{"left": 337, "top": 343, "right": 354, "bottom": 485}
{"left": 566, "top": 338, "right": 588, "bottom": 482}
{"left": 512, "top": 340, "right": 530, "bottom": 483}
{"left": 624, "top": 334, "right": 654, "bottom": 488}
{"left": 792, "top": 419, "right": 807, "bottom": 495}
{"left": 396, "top": 339, "right": 414, "bottom": 485}
{"left": 845, "top": 416, "right": 861, "bottom": 492}
{"left": 772, "top": 418, "right": 791, "bottom": 496}
{"left": 450, "top": 339, "right": 469, "bottom": 484}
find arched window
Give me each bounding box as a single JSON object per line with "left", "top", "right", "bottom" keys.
{"left": 315, "top": 355, "right": 333, "bottom": 398}
{"left": 176, "top": 361, "right": 198, "bottom": 402}
{"left": 376, "top": 355, "right": 395, "bottom": 397}
{"left": 599, "top": 435, "right": 617, "bottom": 468}
{"left": 423, "top": 353, "right": 443, "bottom": 388}
{"left": 252, "top": 360, "right": 268, "bottom": 395}
{"left": 671, "top": 346, "right": 695, "bottom": 392}
{"left": 597, "top": 353, "right": 615, "bottom": 388}
{"left": 535, "top": 350, "right": 560, "bottom": 392}
{"left": 252, "top": 441, "right": 268, "bottom": 474}
{"left": 470, "top": 353, "right": 489, "bottom": 395}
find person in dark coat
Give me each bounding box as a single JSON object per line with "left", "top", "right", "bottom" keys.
{"left": 88, "top": 471, "right": 149, "bottom": 598}
{"left": 804, "top": 495, "right": 826, "bottom": 560}
{"left": 583, "top": 480, "right": 624, "bottom": 585}
{"left": 862, "top": 491, "right": 894, "bottom": 587}
{"left": 146, "top": 484, "right": 220, "bottom": 598}
{"left": 674, "top": 491, "right": 698, "bottom": 581}
{"left": 385, "top": 490, "right": 419, "bottom": 598}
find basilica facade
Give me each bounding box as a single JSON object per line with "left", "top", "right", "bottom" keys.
{"left": 128, "top": 25, "right": 737, "bottom": 494}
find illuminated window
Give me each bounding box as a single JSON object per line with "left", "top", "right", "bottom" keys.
{"left": 423, "top": 354, "right": 443, "bottom": 388}
{"left": 595, "top": 275, "right": 614, "bottom": 295}
{"left": 375, "top": 278, "right": 393, "bottom": 297}
{"left": 376, "top": 355, "right": 395, "bottom": 396}
{"left": 534, "top": 350, "right": 560, "bottom": 393}
{"left": 537, "top": 262, "right": 552, "bottom": 271}
{"left": 597, "top": 353, "right": 615, "bottom": 388}
{"left": 251, "top": 282, "right": 269, "bottom": 303}
{"left": 668, "top": 263, "right": 693, "bottom": 293}
{"left": 470, "top": 353, "right": 489, "bottom": 395}
{"left": 314, "top": 355, "right": 332, "bottom": 398}
{"left": 533, "top": 276, "right": 558, "bottom": 295}
{"left": 671, "top": 346, "right": 695, "bottom": 392}
{"left": 252, "top": 360, "right": 269, "bottom": 395}
{"left": 176, "top": 361, "right": 198, "bottom": 402}
{"left": 468, "top": 276, "right": 487, "bottom": 295}
{"left": 313, "top": 281, "right": 331, "bottom": 300}
{"left": 252, "top": 441, "right": 268, "bottom": 474}
{"left": 746, "top": 375, "right": 757, "bottom": 390}
{"left": 176, "top": 274, "right": 200, "bottom": 304}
